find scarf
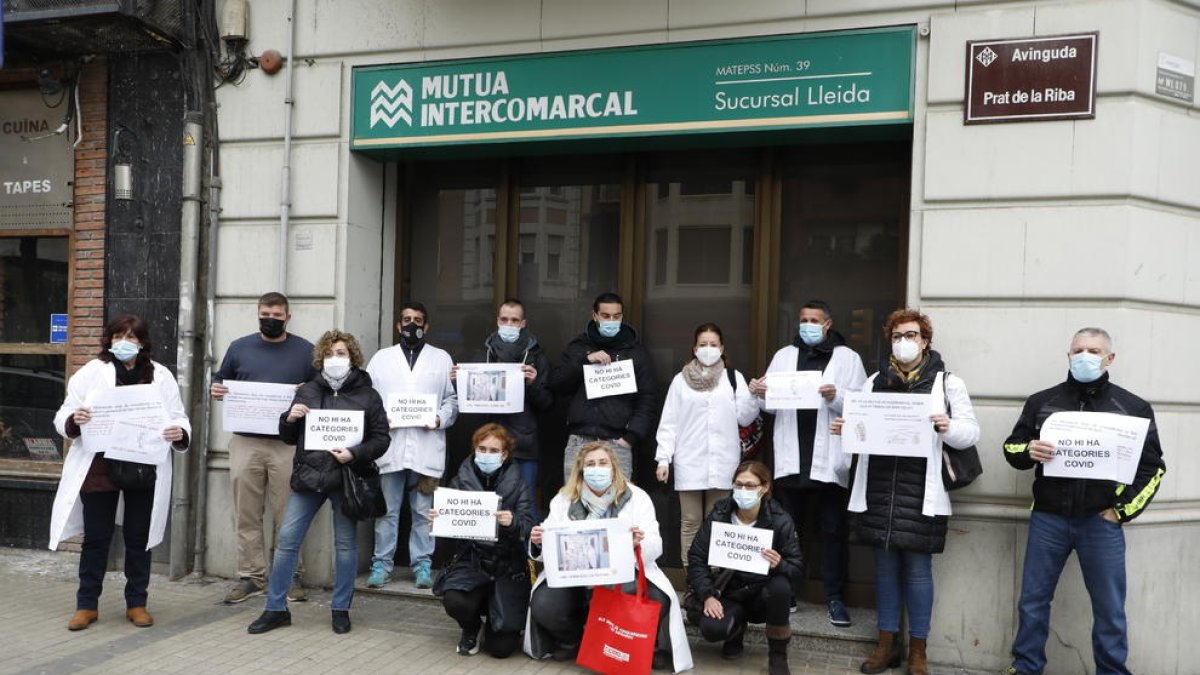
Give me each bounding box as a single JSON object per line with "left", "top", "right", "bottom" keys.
{"left": 580, "top": 486, "right": 615, "bottom": 519}
{"left": 322, "top": 370, "right": 350, "bottom": 392}
{"left": 485, "top": 330, "right": 534, "bottom": 364}
{"left": 115, "top": 358, "right": 152, "bottom": 386}
{"left": 681, "top": 359, "right": 723, "bottom": 392}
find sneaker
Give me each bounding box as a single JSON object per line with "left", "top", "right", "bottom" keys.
{"left": 223, "top": 578, "right": 265, "bottom": 604}
{"left": 828, "top": 599, "right": 852, "bottom": 627}
{"left": 1000, "top": 669, "right": 1032, "bottom": 675}
{"left": 414, "top": 562, "right": 433, "bottom": 589}
{"left": 456, "top": 625, "right": 481, "bottom": 655}
{"left": 287, "top": 578, "right": 308, "bottom": 602}
{"left": 367, "top": 562, "right": 390, "bottom": 588}
{"left": 789, "top": 598, "right": 798, "bottom": 614}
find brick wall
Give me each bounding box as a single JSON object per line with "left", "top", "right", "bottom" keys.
{"left": 68, "top": 58, "right": 109, "bottom": 375}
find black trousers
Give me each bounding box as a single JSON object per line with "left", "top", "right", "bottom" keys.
{"left": 77, "top": 489, "right": 154, "bottom": 611}
{"left": 442, "top": 586, "right": 522, "bottom": 658}
{"left": 775, "top": 481, "right": 849, "bottom": 601}
{"left": 698, "top": 574, "right": 792, "bottom": 642}
{"left": 529, "top": 579, "right": 671, "bottom": 655}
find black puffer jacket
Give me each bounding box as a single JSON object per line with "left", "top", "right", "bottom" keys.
{"left": 548, "top": 321, "right": 658, "bottom": 446}
{"left": 434, "top": 457, "right": 534, "bottom": 633}
{"left": 279, "top": 369, "right": 391, "bottom": 493}
{"left": 1003, "top": 372, "right": 1165, "bottom": 522}
{"left": 854, "top": 352, "right": 949, "bottom": 554}
{"left": 687, "top": 496, "right": 805, "bottom": 602}
{"left": 461, "top": 330, "right": 554, "bottom": 461}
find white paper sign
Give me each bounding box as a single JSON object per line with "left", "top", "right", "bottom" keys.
{"left": 708, "top": 521, "right": 772, "bottom": 575}
{"left": 385, "top": 393, "right": 437, "bottom": 428}
{"left": 764, "top": 370, "right": 824, "bottom": 410}
{"left": 583, "top": 359, "right": 638, "bottom": 400}
{"left": 542, "top": 518, "right": 636, "bottom": 588}
{"left": 222, "top": 380, "right": 296, "bottom": 435}
{"left": 431, "top": 488, "right": 500, "bottom": 541}
{"left": 1041, "top": 412, "right": 1150, "bottom": 484}
{"left": 304, "top": 409, "right": 364, "bottom": 450}
{"left": 841, "top": 392, "right": 934, "bottom": 457}
{"left": 82, "top": 384, "right": 169, "bottom": 465}
{"left": 457, "top": 363, "right": 524, "bottom": 414}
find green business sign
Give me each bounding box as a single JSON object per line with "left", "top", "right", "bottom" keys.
{"left": 352, "top": 26, "right": 914, "bottom": 150}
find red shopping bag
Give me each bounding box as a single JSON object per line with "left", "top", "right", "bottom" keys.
{"left": 576, "top": 546, "right": 661, "bottom": 675}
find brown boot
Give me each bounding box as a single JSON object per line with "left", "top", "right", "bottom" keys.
{"left": 67, "top": 609, "right": 98, "bottom": 631}
{"left": 860, "top": 630, "right": 902, "bottom": 674}
{"left": 765, "top": 624, "right": 791, "bottom": 675}
{"left": 906, "top": 636, "right": 928, "bottom": 675}
{"left": 126, "top": 607, "right": 154, "bottom": 628}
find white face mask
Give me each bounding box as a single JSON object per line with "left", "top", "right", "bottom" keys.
{"left": 694, "top": 346, "right": 722, "bottom": 367}
{"left": 323, "top": 356, "right": 351, "bottom": 379}
{"left": 891, "top": 338, "right": 921, "bottom": 364}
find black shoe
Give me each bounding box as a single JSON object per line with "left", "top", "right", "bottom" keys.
{"left": 332, "top": 610, "right": 351, "bottom": 634}
{"left": 456, "top": 625, "right": 480, "bottom": 655}
{"left": 721, "top": 632, "right": 745, "bottom": 660}
{"left": 247, "top": 610, "right": 291, "bottom": 634}
{"left": 828, "top": 599, "right": 852, "bottom": 627}
{"left": 551, "top": 644, "right": 578, "bottom": 661}
{"left": 651, "top": 651, "right": 672, "bottom": 670}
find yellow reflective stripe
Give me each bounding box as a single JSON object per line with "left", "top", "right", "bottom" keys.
{"left": 1004, "top": 443, "right": 1028, "bottom": 454}
{"left": 1118, "top": 468, "right": 1164, "bottom": 520}
{"left": 1114, "top": 484, "right": 1126, "bottom": 496}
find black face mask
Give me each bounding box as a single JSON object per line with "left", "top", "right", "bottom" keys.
{"left": 399, "top": 323, "right": 425, "bottom": 347}
{"left": 259, "top": 317, "right": 286, "bottom": 339}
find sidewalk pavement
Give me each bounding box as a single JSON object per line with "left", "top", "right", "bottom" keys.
{"left": 0, "top": 548, "right": 978, "bottom": 674}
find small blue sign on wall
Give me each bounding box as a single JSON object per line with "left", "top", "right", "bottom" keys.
{"left": 50, "top": 313, "right": 68, "bottom": 344}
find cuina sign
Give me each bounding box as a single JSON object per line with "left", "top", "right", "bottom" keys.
{"left": 351, "top": 26, "right": 914, "bottom": 151}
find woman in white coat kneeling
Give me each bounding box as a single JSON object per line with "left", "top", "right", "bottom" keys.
{"left": 49, "top": 314, "right": 190, "bottom": 631}
{"left": 525, "top": 441, "right": 693, "bottom": 672}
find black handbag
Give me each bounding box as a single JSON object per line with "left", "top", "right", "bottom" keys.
{"left": 340, "top": 463, "right": 387, "bottom": 521}
{"left": 683, "top": 567, "right": 735, "bottom": 626}
{"left": 940, "top": 374, "right": 983, "bottom": 491}
{"left": 104, "top": 457, "right": 157, "bottom": 491}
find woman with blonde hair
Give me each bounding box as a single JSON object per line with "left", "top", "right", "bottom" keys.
{"left": 524, "top": 442, "right": 693, "bottom": 672}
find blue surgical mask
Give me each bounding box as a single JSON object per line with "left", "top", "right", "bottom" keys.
{"left": 798, "top": 323, "right": 824, "bottom": 346}
{"left": 109, "top": 339, "right": 140, "bottom": 363}
{"left": 474, "top": 452, "right": 503, "bottom": 474}
{"left": 583, "top": 466, "right": 613, "bottom": 492}
{"left": 497, "top": 325, "right": 520, "bottom": 343}
{"left": 732, "top": 488, "right": 761, "bottom": 510}
{"left": 1070, "top": 352, "right": 1104, "bottom": 383}
{"left": 597, "top": 320, "right": 621, "bottom": 338}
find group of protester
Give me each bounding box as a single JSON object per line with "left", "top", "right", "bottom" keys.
{"left": 48, "top": 290, "right": 1164, "bottom": 675}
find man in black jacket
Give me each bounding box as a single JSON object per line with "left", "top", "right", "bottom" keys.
{"left": 453, "top": 299, "right": 553, "bottom": 516}
{"left": 1002, "top": 327, "right": 1165, "bottom": 675}
{"left": 548, "top": 292, "right": 657, "bottom": 482}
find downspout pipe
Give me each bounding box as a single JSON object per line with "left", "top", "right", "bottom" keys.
{"left": 278, "top": 0, "right": 297, "bottom": 290}
{"left": 192, "top": 172, "right": 220, "bottom": 576}
{"left": 172, "top": 112, "right": 205, "bottom": 579}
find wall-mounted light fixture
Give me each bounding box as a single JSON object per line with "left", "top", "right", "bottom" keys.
{"left": 112, "top": 126, "right": 137, "bottom": 201}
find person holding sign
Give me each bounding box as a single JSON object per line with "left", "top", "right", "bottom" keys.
{"left": 1001, "top": 328, "right": 1165, "bottom": 675}
{"left": 547, "top": 292, "right": 657, "bottom": 482}
{"left": 831, "top": 309, "right": 979, "bottom": 675}
{"left": 429, "top": 424, "right": 534, "bottom": 658}
{"left": 451, "top": 299, "right": 552, "bottom": 517}
{"left": 687, "top": 461, "right": 803, "bottom": 674}
{"left": 247, "top": 331, "right": 391, "bottom": 636}
{"left": 747, "top": 300, "right": 866, "bottom": 628}
{"left": 654, "top": 323, "right": 759, "bottom": 564}
{"left": 524, "top": 442, "right": 692, "bottom": 673}
{"left": 365, "top": 302, "right": 458, "bottom": 590}
{"left": 210, "top": 292, "right": 317, "bottom": 605}
{"left": 50, "top": 315, "right": 191, "bottom": 632}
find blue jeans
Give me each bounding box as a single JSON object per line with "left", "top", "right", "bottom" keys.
{"left": 874, "top": 549, "right": 934, "bottom": 639}
{"left": 372, "top": 469, "right": 434, "bottom": 572}
{"left": 514, "top": 458, "right": 540, "bottom": 522}
{"left": 1011, "top": 511, "right": 1129, "bottom": 675}
{"left": 265, "top": 490, "right": 357, "bottom": 612}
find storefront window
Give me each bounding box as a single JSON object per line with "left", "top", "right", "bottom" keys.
{"left": 0, "top": 235, "right": 69, "bottom": 463}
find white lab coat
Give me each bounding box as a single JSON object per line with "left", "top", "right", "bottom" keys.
{"left": 524, "top": 485, "right": 694, "bottom": 673}
{"left": 366, "top": 343, "right": 458, "bottom": 477}
{"left": 847, "top": 371, "right": 980, "bottom": 517}
{"left": 655, "top": 368, "right": 759, "bottom": 490}
{"left": 48, "top": 359, "right": 191, "bottom": 551}
{"left": 761, "top": 344, "right": 867, "bottom": 486}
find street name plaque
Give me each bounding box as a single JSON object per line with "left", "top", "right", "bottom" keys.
{"left": 965, "top": 33, "right": 1098, "bottom": 124}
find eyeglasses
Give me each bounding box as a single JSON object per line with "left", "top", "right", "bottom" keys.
{"left": 889, "top": 331, "right": 921, "bottom": 343}
{"left": 732, "top": 481, "right": 761, "bottom": 490}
